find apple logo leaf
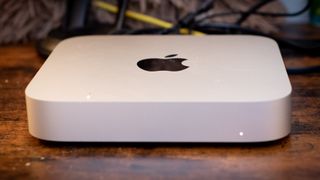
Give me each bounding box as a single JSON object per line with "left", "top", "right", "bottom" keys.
{"left": 137, "top": 54, "right": 189, "bottom": 72}
{"left": 165, "top": 54, "right": 178, "bottom": 58}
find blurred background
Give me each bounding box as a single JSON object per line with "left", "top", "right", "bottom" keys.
{"left": 0, "top": 0, "right": 319, "bottom": 58}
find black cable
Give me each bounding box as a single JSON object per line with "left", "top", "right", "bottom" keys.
{"left": 236, "top": 0, "right": 276, "bottom": 25}
{"left": 194, "top": 23, "right": 320, "bottom": 51}
{"left": 127, "top": 28, "right": 165, "bottom": 34}
{"left": 114, "top": 0, "right": 129, "bottom": 31}
{"left": 193, "top": 23, "right": 267, "bottom": 35}
{"left": 195, "top": 0, "right": 215, "bottom": 15}
{"left": 220, "top": 0, "right": 237, "bottom": 13}
{"left": 160, "top": 0, "right": 214, "bottom": 34}
{"left": 254, "top": 0, "right": 310, "bottom": 17}
{"left": 196, "top": 0, "right": 310, "bottom": 23}
{"left": 287, "top": 65, "right": 320, "bottom": 74}
{"left": 196, "top": 12, "right": 243, "bottom": 23}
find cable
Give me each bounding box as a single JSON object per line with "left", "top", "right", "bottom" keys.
{"left": 196, "top": 12, "right": 239, "bottom": 23}
{"left": 197, "top": 0, "right": 311, "bottom": 22}
{"left": 254, "top": 0, "right": 311, "bottom": 17}
{"left": 193, "top": 23, "right": 320, "bottom": 52}
{"left": 287, "top": 65, "right": 320, "bottom": 74}
{"left": 126, "top": 28, "right": 165, "bottom": 34}
{"left": 93, "top": 0, "right": 205, "bottom": 35}
{"left": 114, "top": 0, "right": 129, "bottom": 31}
{"left": 94, "top": 0, "right": 172, "bottom": 28}
{"left": 195, "top": 0, "right": 215, "bottom": 15}
{"left": 236, "top": 0, "right": 276, "bottom": 25}
{"left": 160, "top": 0, "right": 214, "bottom": 34}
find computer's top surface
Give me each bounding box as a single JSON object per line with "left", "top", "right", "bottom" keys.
{"left": 26, "top": 35, "right": 291, "bottom": 103}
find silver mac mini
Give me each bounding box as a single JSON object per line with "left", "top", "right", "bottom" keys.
{"left": 25, "top": 35, "right": 292, "bottom": 142}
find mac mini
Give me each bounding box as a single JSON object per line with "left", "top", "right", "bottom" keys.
{"left": 25, "top": 35, "right": 292, "bottom": 142}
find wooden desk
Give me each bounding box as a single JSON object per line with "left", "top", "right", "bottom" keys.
{"left": 0, "top": 44, "right": 319, "bottom": 179}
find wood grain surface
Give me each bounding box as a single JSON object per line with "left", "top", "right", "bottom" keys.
{"left": 0, "top": 43, "right": 319, "bottom": 180}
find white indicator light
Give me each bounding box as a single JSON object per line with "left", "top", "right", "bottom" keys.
{"left": 86, "top": 94, "right": 91, "bottom": 100}
{"left": 239, "top": 132, "right": 244, "bottom": 136}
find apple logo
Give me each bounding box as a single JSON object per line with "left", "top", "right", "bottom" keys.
{"left": 137, "top": 54, "right": 189, "bottom": 72}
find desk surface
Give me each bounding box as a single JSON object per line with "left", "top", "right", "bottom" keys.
{"left": 0, "top": 43, "right": 319, "bottom": 179}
